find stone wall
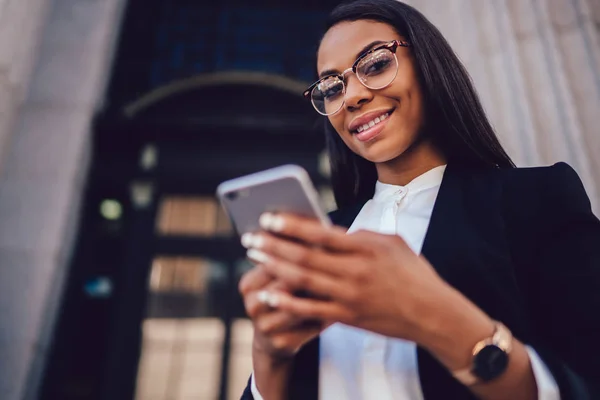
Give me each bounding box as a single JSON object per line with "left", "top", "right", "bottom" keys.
{"left": 0, "top": 0, "right": 51, "bottom": 173}
{"left": 0, "top": 1, "right": 599, "bottom": 399}
{"left": 0, "top": 0, "right": 126, "bottom": 399}
{"left": 406, "top": 0, "right": 600, "bottom": 212}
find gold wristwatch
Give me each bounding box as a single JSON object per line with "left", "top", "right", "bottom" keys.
{"left": 452, "top": 321, "right": 513, "bottom": 386}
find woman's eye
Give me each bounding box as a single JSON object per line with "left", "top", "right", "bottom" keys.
{"left": 362, "top": 58, "right": 392, "bottom": 76}
{"left": 322, "top": 85, "right": 343, "bottom": 99}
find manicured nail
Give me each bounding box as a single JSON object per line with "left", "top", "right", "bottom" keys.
{"left": 257, "top": 290, "right": 280, "bottom": 308}
{"left": 241, "top": 233, "right": 265, "bottom": 249}
{"left": 247, "top": 249, "right": 270, "bottom": 264}
{"left": 241, "top": 233, "right": 254, "bottom": 248}
{"left": 259, "top": 213, "right": 274, "bottom": 230}
{"left": 257, "top": 290, "right": 270, "bottom": 305}
{"left": 269, "top": 215, "right": 285, "bottom": 232}
{"left": 266, "top": 292, "right": 280, "bottom": 308}
{"left": 252, "top": 234, "right": 265, "bottom": 249}
{"left": 259, "top": 212, "right": 285, "bottom": 232}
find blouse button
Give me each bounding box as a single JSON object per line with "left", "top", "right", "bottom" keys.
{"left": 395, "top": 188, "right": 407, "bottom": 204}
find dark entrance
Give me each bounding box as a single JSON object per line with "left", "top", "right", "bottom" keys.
{"left": 40, "top": 74, "right": 332, "bottom": 400}
{"left": 40, "top": 0, "right": 343, "bottom": 397}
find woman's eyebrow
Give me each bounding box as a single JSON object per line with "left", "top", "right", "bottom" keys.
{"left": 354, "top": 40, "right": 387, "bottom": 60}
{"left": 318, "top": 40, "right": 389, "bottom": 79}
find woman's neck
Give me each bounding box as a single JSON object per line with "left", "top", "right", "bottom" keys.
{"left": 375, "top": 139, "right": 447, "bottom": 186}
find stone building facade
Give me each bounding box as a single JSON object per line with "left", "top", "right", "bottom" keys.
{"left": 0, "top": 0, "right": 598, "bottom": 399}
{"left": 0, "top": 0, "right": 126, "bottom": 398}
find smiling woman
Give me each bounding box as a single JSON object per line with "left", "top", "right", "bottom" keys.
{"left": 237, "top": 1, "right": 600, "bottom": 400}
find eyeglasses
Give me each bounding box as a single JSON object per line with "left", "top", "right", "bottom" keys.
{"left": 303, "top": 40, "right": 411, "bottom": 116}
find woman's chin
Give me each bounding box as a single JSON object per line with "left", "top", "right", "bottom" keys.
{"left": 359, "top": 142, "right": 408, "bottom": 165}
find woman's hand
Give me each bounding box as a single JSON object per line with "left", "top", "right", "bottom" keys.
{"left": 242, "top": 212, "right": 490, "bottom": 344}
{"left": 239, "top": 263, "right": 323, "bottom": 360}
{"left": 240, "top": 264, "right": 326, "bottom": 400}
{"left": 242, "top": 213, "right": 538, "bottom": 400}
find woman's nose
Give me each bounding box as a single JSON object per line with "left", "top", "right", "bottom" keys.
{"left": 343, "top": 74, "right": 373, "bottom": 110}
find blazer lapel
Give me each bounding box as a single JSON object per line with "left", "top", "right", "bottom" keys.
{"left": 418, "top": 163, "right": 477, "bottom": 400}
{"left": 421, "top": 163, "right": 468, "bottom": 288}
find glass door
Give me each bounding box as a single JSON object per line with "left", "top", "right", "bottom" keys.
{"left": 134, "top": 194, "right": 253, "bottom": 400}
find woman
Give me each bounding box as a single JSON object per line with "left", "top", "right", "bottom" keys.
{"left": 239, "top": 1, "right": 600, "bottom": 399}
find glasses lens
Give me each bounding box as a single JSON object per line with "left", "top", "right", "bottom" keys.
{"left": 356, "top": 49, "right": 398, "bottom": 89}
{"left": 311, "top": 76, "right": 345, "bottom": 115}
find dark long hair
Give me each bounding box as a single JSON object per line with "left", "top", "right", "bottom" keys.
{"left": 322, "top": 0, "right": 515, "bottom": 208}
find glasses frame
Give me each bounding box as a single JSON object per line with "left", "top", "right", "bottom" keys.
{"left": 303, "top": 40, "right": 412, "bottom": 115}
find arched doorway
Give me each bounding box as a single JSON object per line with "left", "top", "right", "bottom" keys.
{"left": 40, "top": 73, "right": 332, "bottom": 400}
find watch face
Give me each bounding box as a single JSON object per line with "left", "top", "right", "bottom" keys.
{"left": 473, "top": 344, "right": 509, "bottom": 381}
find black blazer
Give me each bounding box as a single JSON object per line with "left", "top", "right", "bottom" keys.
{"left": 242, "top": 162, "right": 600, "bottom": 400}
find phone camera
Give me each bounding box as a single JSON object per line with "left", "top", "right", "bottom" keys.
{"left": 225, "top": 191, "right": 239, "bottom": 201}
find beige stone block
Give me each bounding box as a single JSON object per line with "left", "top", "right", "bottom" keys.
{"left": 0, "top": 336, "right": 35, "bottom": 400}
{"left": 582, "top": 0, "right": 599, "bottom": 22}
{"left": 1, "top": 106, "right": 91, "bottom": 181}
{"left": 0, "top": 248, "right": 57, "bottom": 400}
{"left": 0, "top": 0, "right": 38, "bottom": 79}
{"left": 8, "top": 0, "right": 51, "bottom": 102}
{"left": 506, "top": 0, "right": 538, "bottom": 40}
{"left": 0, "top": 177, "right": 75, "bottom": 253}
{"left": 547, "top": 0, "right": 578, "bottom": 28}
{"left": 0, "top": 249, "right": 57, "bottom": 342}
{"left": 27, "top": 0, "right": 125, "bottom": 110}
{"left": 0, "top": 74, "right": 18, "bottom": 173}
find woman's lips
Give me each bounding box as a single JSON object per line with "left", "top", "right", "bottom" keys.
{"left": 354, "top": 111, "right": 393, "bottom": 142}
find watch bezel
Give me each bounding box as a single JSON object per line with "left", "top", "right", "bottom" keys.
{"left": 451, "top": 322, "right": 513, "bottom": 386}
{"left": 472, "top": 343, "right": 510, "bottom": 382}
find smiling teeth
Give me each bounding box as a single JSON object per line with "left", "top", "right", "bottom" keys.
{"left": 357, "top": 113, "right": 389, "bottom": 133}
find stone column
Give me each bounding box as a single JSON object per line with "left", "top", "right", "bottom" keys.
{"left": 409, "top": 0, "right": 600, "bottom": 212}
{"left": 0, "top": 0, "right": 51, "bottom": 172}
{"left": 0, "top": 0, "right": 126, "bottom": 399}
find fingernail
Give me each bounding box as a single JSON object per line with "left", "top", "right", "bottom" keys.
{"left": 259, "top": 213, "right": 274, "bottom": 230}
{"left": 270, "top": 215, "right": 285, "bottom": 232}
{"left": 252, "top": 234, "right": 265, "bottom": 249}
{"left": 241, "top": 233, "right": 254, "bottom": 248}
{"left": 267, "top": 292, "right": 280, "bottom": 308}
{"left": 259, "top": 213, "right": 285, "bottom": 232}
{"left": 247, "top": 249, "right": 271, "bottom": 264}
{"left": 257, "top": 290, "right": 280, "bottom": 308}
{"left": 241, "top": 233, "right": 265, "bottom": 249}
{"left": 257, "top": 290, "right": 270, "bottom": 304}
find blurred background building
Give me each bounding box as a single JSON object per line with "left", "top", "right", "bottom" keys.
{"left": 0, "top": 0, "right": 598, "bottom": 399}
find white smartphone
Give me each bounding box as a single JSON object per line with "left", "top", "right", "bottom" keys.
{"left": 216, "top": 164, "right": 331, "bottom": 236}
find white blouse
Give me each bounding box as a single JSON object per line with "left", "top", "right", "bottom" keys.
{"left": 253, "top": 165, "right": 560, "bottom": 400}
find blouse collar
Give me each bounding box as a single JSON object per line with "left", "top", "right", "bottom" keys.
{"left": 373, "top": 165, "right": 447, "bottom": 202}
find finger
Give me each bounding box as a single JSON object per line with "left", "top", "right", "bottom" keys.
{"left": 243, "top": 231, "right": 353, "bottom": 277}
{"left": 254, "top": 311, "right": 312, "bottom": 335}
{"left": 262, "top": 326, "right": 322, "bottom": 357}
{"left": 239, "top": 265, "right": 273, "bottom": 295}
{"left": 247, "top": 250, "right": 349, "bottom": 299}
{"left": 243, "top": 276, "right": 298, "bottom": 318}
{"left": 266, "top": 290, "right": 355, "bottom": 323}
{"left": 244, "top": 288, "right": 279, "bottom": 318}
{"left": 257, "top": 212, "right": 365, "bottom": 253}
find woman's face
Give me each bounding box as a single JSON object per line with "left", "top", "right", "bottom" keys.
{"left": 317, "top": 20, "right": 425, "bottom": 164}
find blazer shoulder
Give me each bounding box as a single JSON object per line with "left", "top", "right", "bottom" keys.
{"left": 500, "top": 162, "right": 594, "bottom": 227}
{"left": 501, "top": 161, "right": 579, "bottom": 183}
